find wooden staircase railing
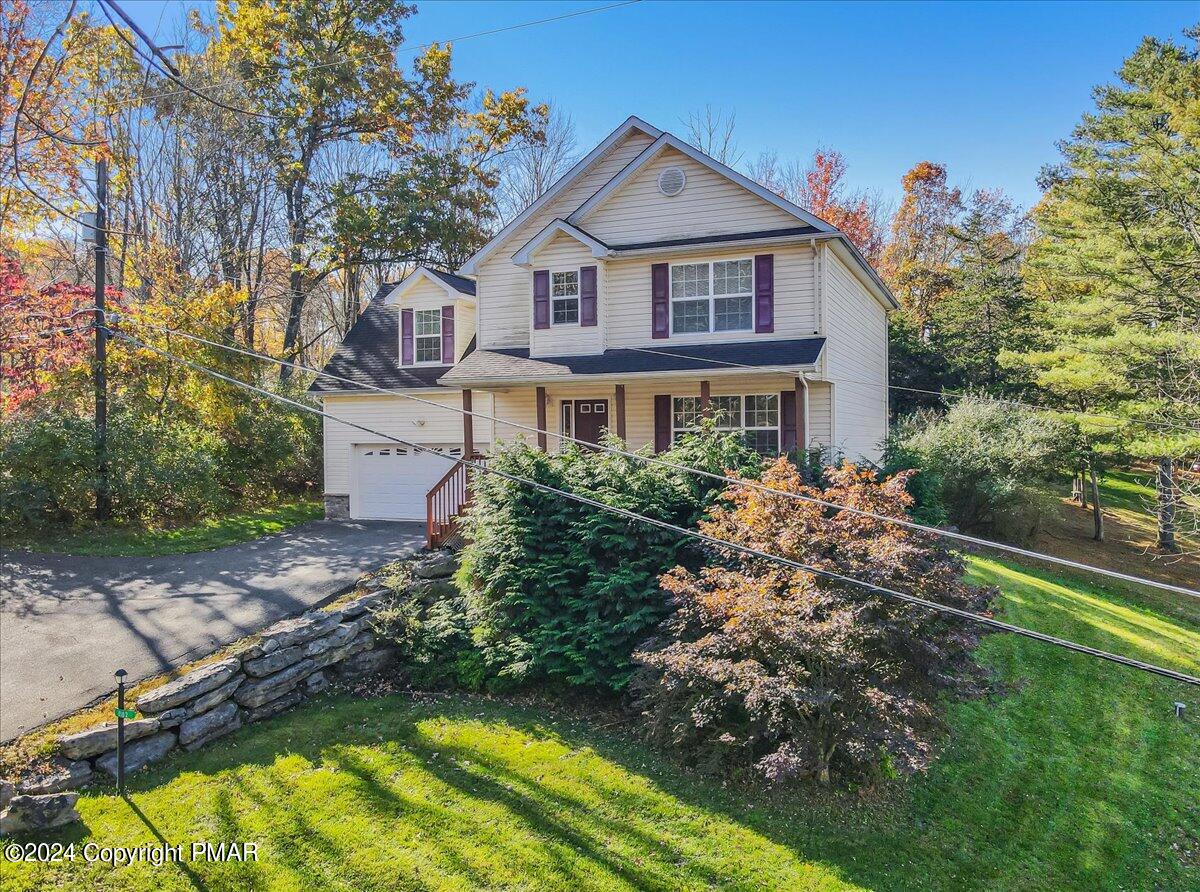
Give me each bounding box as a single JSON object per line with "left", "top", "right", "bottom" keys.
{"left": 426, "top": 454, "right": 484, "bottom": 549}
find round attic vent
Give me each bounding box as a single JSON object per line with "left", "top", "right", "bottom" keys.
{"left": 657, "top": 166, "right": 686, "bottom": 197}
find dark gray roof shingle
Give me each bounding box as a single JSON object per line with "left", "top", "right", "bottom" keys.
{"left": 609, "top": 226, "right": 820, "bottom": 252}
{"left": 307, "top": 299, "right": 450, "bottom": 393}
{"left": 439, "top": 338, "right": 825, "bottom": 383}
{"left": 426, "top": 268, "right": 476, "bottom": 295}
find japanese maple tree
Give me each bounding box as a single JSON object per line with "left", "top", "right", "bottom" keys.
{"left": 0, "top": 257, "right": 109, "bottom": 413}
{"left": 634, "top": 458, "right": 994, "bottom": 786}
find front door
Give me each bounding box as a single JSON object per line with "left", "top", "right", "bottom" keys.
{"left": 568, "top": 399, "right": 609, "bottom": 448}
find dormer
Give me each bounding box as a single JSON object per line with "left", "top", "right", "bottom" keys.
{"left": 385, "top": 267, "right": 476, "bottom": 367}
{"left": 512, "top": 221, "right": 609, "bottom": 358}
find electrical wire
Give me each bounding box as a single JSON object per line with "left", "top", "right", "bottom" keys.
{"left": 109, "top": 313, "right": 1200, "bottom": 602}
{"left": 622, "top": 345, "right": 1200, "bottom": 436}
{"left": 99, "top": 0, "right": 278, "bottom": 121}
{"left": 101, "top": 327, "right": 1200, "bottom": 689}
{"left": 94, "top": 1, "right": 646, "bottom": 115}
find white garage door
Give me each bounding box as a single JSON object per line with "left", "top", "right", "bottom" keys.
{"left": 352, "top": 443, "right": 462, "bottom": 521}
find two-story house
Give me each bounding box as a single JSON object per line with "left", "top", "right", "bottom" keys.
{"left": 310, "top": 116, "right": 897, "bottom": 524}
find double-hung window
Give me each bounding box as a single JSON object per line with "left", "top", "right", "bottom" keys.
{"left": 671, "top": 393, "right": 780, "bottom": 454}
{"left": 414, "top": 309, "right": 442, "bottom": 363}
{"left": 670, "top": 259, "right": 753, "bottom": 335}
{"left": 552, "top": 271, "right": 580, "bottom": 325}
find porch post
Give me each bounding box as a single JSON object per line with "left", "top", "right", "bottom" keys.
{"left": 535, "top": 386, "right": 548, "bottom": 451}
{"left": 795, "top": 376, "right": 808, "bottom": 453}
{"left": 462, "top": 389, "right": 474, "bottom": 458}
{"left": 699, "top": 379, "right": 711, "bottom": 415}
{"left": 614, "top": 384, "right": 627, "bottom": 441}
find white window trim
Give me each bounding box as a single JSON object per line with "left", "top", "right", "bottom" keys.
{"left": 412, "top": 308, "right": 443, "bottom": 366}
{"left": 669, "top": 257, "right": 755, "bottom": 337}
{"left": 550, "top": 268, "right": 581, "bottom": 327}
{"left": 671, "top": 393, "right": 781, "bottom": 452}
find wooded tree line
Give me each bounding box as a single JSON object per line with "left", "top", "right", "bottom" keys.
{"left": 2, "top": 0, "right": 547, "bottom": 374}
{"left": 1, "top": 2, "right": 1196, "bottom": 548}
{"left": 683, "top": 30, "right": 1199, "bottom": 551}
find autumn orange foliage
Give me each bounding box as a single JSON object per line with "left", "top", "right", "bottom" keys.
{"left": 635, "top": 458, "right": 993, "bottom": 785}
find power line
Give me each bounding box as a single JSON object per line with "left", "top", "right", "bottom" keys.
{"left": 10, "top": 1, "right": 644, "bottom": 239}
{"left": 622, "top": 345, "right": 1200, "bottom": 436}
{"left": 95, "top": 1, "right": 645, "bottom": 115}
{"left": 101, "top": 327, "right": 1200, "bottom": 689}
{"left": 99, "top": 0, "right": 278, "bottom": 121}
{"left": 109, "top": 313, "right": 1200, "bottom": 602}
{"left": 6, "top": 1, "right": 141, "bottom": 239}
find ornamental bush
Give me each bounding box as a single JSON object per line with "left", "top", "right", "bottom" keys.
{"left": 458, "top": 426, "right": 761, "bottom": 691}
{"left": 633, "top": 458, "right": 995, "bottom": 786}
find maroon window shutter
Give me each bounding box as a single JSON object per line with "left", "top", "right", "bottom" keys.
{"left": 441, "top": 305, "right": 455, "bottom": 363}
{"left": 780, "top": 390, "right": 797, "bottom": 452}
{"left": 755, "top": 253, "right": 774, "bottom": 333}
{"left": 401, "top": 308, "right": 414, "bottom": 365}
{"left": 580, "top": 265, "right": 598, "bottom": 326}
{"left": 654, "top": 394, "right": 671, "bottom": 453}
{"left": 651, "top": 263, "right": 669, "bottom": 339}
{"left": 533, "top": 270, "right": 550, "bottom": 330}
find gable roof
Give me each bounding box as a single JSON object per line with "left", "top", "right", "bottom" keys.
{"left": 567, "top": 132, "right": 837, "bottom": 234}
{"left": 511, "top": 219, "right": 610, "bottom": 266}
{"left": 457, "top": 116, "right": 662, "bottom": 275}
{"left": 609, "top": 225, "right": 820, "bottom": 253}
{"left": 426, "top": 268, "right": 476, "bottom": 296}
{"left": 458, "top": 113, "right": 896, "bottom": 309}
{"left": 386, "top": 266, "right": 476, "bottom": 303}
{"left": 307, "top": 299, "right": 451, "bottom": 394}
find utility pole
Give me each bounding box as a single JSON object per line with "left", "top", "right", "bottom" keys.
{"left": 93, "top": 158, "right": 111, "bottom": 521}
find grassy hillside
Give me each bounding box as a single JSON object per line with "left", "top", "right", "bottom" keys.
{"left": 5, "top": 556, "right": 1198, "bottom": 891}
{"left": 1033, "top": 468, "right": 1198, "bottom": 601}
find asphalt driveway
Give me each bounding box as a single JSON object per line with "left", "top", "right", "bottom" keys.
{"left": 0, "top": 520, "right": 423, "bottom": 741}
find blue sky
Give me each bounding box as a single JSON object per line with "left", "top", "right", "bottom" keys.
{"left": 122, "top": 0, "right": 1196, "bottom": 210}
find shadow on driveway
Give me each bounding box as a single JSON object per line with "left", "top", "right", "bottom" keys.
{"left": 0, "top": 520, "right": 423, "bottom": 741}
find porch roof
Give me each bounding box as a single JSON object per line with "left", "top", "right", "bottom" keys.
{"left": 438, "top": 337, "right": 825, "bottom": 386}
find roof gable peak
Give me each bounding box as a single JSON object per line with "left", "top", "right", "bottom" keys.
{"left": 567, "top": 132, "right": 837, "bottom": 234}
{"left": 457, "top": 115, "right": 662, "bottom": 275}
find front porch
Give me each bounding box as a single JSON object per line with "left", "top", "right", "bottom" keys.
{"left": 426, "top": 372, "right": 832, "bottom": 548}
{"left": 459, "top": 372, "right": 832, "bottom": 457}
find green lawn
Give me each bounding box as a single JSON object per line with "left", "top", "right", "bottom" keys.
{"left": 4, "top": 498, "right": 324, "bottom": 557}
{"left": 4, "top": 556, "right": 1198, "bottom": 891}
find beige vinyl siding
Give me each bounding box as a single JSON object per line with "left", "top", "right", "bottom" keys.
{"left": 393, "top": 278, "right": 450, "bottom": 309}
{"left": 527, "top": 233, "right": 605, "bottom": 357}
{"left": 484, "top": 374, "right": 813, "bottom": 455}
{"left": 476, "top": 130, "right": 656, "bottom": 349}
{"left": 821, "top": 246, "right": 888, "bottom": 463}
{"left": 806, "top": 380, "right": 832, "bottom": 451}
{"left": 580, "top": 147, "right": 798, "bottom": 245}
{"left": 605, "top": 243, "right": 818, "bottom": 348}
{"left": 320, "top": 392, "right": 489, "bottom": 494}
{"left": 454, "top": 298, "right": 476, "bottom": 363}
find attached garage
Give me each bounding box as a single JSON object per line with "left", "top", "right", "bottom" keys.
{"left": 351, "top": 443, "right": 463, "bottom": 521}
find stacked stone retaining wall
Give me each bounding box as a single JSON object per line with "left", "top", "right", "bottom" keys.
{"left": 0, "top": 550, "right": 458, "bottom": 835}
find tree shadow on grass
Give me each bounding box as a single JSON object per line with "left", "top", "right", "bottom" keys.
{"left": 326, "top": 742, "right": 700, "bottom": 891}
{"left": 123, "top": 796, "right": 211, "bottom": 892}
{"left": 39, "top": 683, "right": 1199, "bottom": 892}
